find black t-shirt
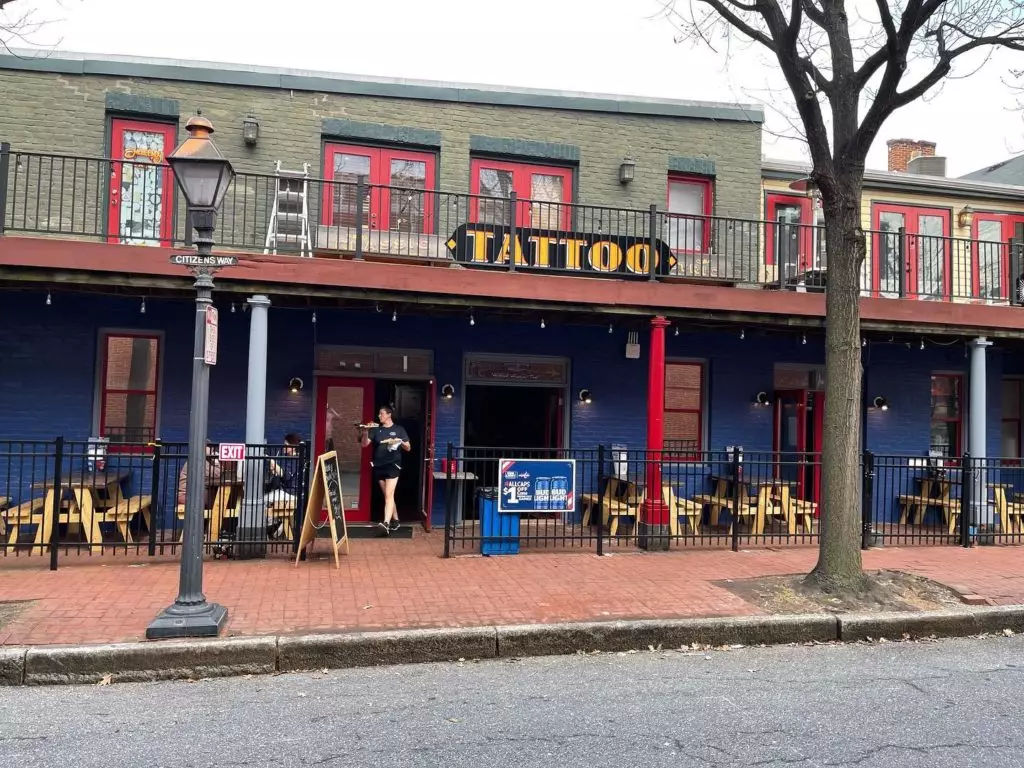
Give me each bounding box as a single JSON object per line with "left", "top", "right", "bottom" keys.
{"left": 369, "top": 424, "right": 409, "bottom": 468}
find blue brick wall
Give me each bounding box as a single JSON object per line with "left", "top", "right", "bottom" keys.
{"left": 0, "top": 289, "right": 1013, "bottom": 528}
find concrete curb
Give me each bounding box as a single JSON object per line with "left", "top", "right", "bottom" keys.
{"left": 837, "top": 605, "right": 1024, "bottom": 642}
{"left": 3, "top": 607, "right": 1024, "bottom": 687}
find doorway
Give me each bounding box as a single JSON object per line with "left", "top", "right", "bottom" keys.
{"left": 774, "top": 389, "right": 824, "bottom": 508}
{"left": 315, "top": 377, "right": 430, "bottom": 525}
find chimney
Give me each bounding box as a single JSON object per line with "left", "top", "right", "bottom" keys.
{"left": 906, "top": 155, "right": 946, "bottom": 177}
{"left": 887, "top": 139, "right": 937, "bottom": 172}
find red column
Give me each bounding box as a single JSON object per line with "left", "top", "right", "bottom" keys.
{"left": 643, "top": 316, "right": 670, "bottom": 527}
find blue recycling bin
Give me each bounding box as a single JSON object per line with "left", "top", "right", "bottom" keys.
{"left": 479, "top": 487, "right": 520, "bottom": 556}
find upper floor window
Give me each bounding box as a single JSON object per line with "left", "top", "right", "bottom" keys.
{"left": 323, "top": 143, "right": 437, "bottom": 233}
{"left": 764, "top": 192, "right": 826, "bottom": 275}
{"left": 972, "top": 213, "right": 1024, "bottom": 303}
{"left": 469, "top": 158, "right": 573, "bottom": 230}
{"left": 666, "top": 175, "right": 713, "bottom": 254}
{"left": 871, "top": 204, "right": 951, "bottom": 300}
{"left": 98, "top": 332, "right": 161, "bottom": 445}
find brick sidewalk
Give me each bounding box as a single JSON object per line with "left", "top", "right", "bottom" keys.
{"left": 2, "top": 532, "right": 1024, "bottom": 646}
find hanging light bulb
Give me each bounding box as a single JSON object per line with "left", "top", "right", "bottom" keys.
{"left": 861, "top": 337, "right": 866, "bottom": 347}
{"left": 540, "top": 318, "right": 546, "bottom": 329}
{"left": 608, "top": 323, "right": 613, "bottom": 334}
{"left": 920, "top": 338, "right": 925, "bottom": 350}
{"left": 312, "top": 311, "right": 317, "bottom": 324}
{"left": 45, "top": 292, "right": 51, "bottom": 306}
{"left": 469, "top": 313, "right": 475, "bottom": 326}
{"left": 801, "top": 334, "right": 807, "bottom": 345}
{"left": 140, "top": 298, "right": 146, "bottom": 314}
{"left": 740, "top": 328, "right": 745, "bottom": 340}
{"left": 231, "top": 303, "right": 236, "bottom": 314}
{"left": 392, "top": 309, "right": 398, "bottom": 322}
{"left": 674, "top": 326, "right": 679, "bottom": 336}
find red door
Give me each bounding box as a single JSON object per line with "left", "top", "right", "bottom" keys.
{"left": 107, "top": 119, "right": 178, "bottom": 246}
{"left": 871, "top": 204, "right": 952, "bottom": 299}
{"left": 765, "top": 194, "right": 814, "bottom": 276}
{"left": 316, "top": 377, "right": 375, "bottom": 523}
{"left": 322, "top": 143, "right": 436, "bottom": 234}
{"left": 971, "top": 214, "right": 1024, "bottom": 302}
{"left": 470, "top": 158, "right": 573, "bottom": 233}
{"left": 773, "top": 389, "right": 824, "bottom": 509}
{"left": 543, "top": 390, "right": 565, "bottom": 450}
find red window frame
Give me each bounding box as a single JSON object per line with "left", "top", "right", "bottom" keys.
{"left": 764, "top": 192, "right": 814, "bottom": 268}
{"left": 469, "top": 157, "right": 574, "bottom": 232}
{"left": 666, "top": 174, "right": 714, "bottom": 256}
{"left": 98, "top": 332, "right": 161, "bottom": 451}
{"left": 322, "top": 143, "right": 437, "bottom": 233}
{"left": 971, "top": 213, "right": 1019, "bottom": 302}
{"left": 930, "top": 373, "right": 964, "bottom": 458}
{"left": 664, "top": 360, "right": 705, "bottom": 460}
{"left": 870, "top": 203, "right": 952, "bottom": 299}
{"left": 107, "top": 118, "right": 177, "bottom": 247}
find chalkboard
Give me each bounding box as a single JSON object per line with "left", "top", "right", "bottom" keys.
{"left": 295, "top": 450, "right": 349, "bottom": 568}
{"left": 321, "top": 451, "right": 343, "bottom": 521}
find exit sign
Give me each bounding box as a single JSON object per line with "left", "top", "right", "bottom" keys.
{"left": 218, "top": 443, "right": 246, "bottom": 462}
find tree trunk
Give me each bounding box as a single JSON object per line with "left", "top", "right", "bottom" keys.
{"left": 809, "top": 180, "right": 867, "bottom": 592}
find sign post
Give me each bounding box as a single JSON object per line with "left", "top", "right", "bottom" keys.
{"left": 295, "top": 450, "right": 349, "bottom": 568}
{"left": 204, "top": 305, "right": 219, "bottom": 365}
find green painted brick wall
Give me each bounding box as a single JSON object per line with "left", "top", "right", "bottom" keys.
{"left": 0, "top": 69, "right": 762, "bottom": 221}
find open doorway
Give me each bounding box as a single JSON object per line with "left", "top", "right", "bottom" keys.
{"left": 369, "top": 380, "right": 428, "bottom": 525}
{"left": 464, "top": 385, "right": 564, "bottom": 450}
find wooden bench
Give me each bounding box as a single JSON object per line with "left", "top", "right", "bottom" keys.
{"left": 993, "top": 486, "right": 1024, "bottom": 535}
{"left": 4, "top": 497, "right": 47, "bottom": 545}
{"left": 897, "top": 494, "right": 960, "bottom": 527}
{"left": 663, "top": 485, "right": 704, "bottom": 536}
{"left": 103, "top": 495, "right": 153, "bottom": 543}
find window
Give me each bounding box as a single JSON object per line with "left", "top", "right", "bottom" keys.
{"left": 98, "top": 333, "right": 161, "bottom": 445}
{"left": 666, "top": 175, "right": 713, "bottom": 254}
{"left": 871, "top": 204, "right": 952, "bottom": 299}
{"left": 1002, "top": 378, "right": 1023, "bottom": 462}
{"left": 971, "top": 213, "right": 1024, "bottom": 302}
{"left": 930, "top": 374, "right": 963, "bottom": 457}
{"left": 469, "top": 158, "right": 573, "bottom": 230}
{"left": 107, "top": 118, "right": 177, "bottom": 247}
{"left": 664, "top": 361, "right": 705, "bottom": 459}
{"left": 764, "top": 193, "right": 825, "bottom": 274}
{"left": 323, "top": 143, "right": 436, "bottom": 233}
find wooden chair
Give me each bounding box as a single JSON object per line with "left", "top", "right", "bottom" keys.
{"left": 692, "top": 475, "right": 734, "bottom": 528}
{"left": 663, "top": 485, "right": 703, "bottom": 536}
{"left": 993, "top": 486, "right": 1024, "bottom": 535}
{"left": 601, "top": 478, "right": 644, "bottom": 537}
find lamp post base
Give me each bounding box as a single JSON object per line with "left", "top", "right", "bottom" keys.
{"left": 145, "top": 601, "right": 228, "bottom": 640}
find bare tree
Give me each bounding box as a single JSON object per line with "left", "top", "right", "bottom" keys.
{"left": 659, "top": 0, "right": 1024, "bottom": 590}
{"left": 1, "top": 0, "right": 64, "bottom": 53}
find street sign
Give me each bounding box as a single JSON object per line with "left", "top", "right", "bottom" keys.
{"left": 169, "top": 254, "right": 239, "bottom": 268}
{"left": 498, "top": 458, "right": 576, "bottom": 515}
{"left": 218, "top": 443, "right": 246, "bottom": 462}
{"left": 204, "top": 305, "right": 218, "bottom": 365}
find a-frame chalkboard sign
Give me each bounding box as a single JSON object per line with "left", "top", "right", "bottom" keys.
{"left": 295, "top": 450, "right": 349, "bottom": 568}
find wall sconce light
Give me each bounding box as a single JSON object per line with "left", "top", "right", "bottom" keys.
{"left": 441, "top": 384, "right": 455, "bottom": 400}
{"left": 754, "top": 391, "right": 771, "bottom": 407}
{"left": 242, "top": 114, "right": 260, "bottom": 146}
{"left": 288, "top": 377, "right": 304, "bottom": 394}
{"left": 872, "top": 396, "right": 889, "bottom": 411}
{"left": 578, "top": 389, "right": 593, "bottom": 404}
{"left": 618, "top": 157, "right": 636, "bottom": 185}
{"left": 957, "top": 205, "right": 974, "bottom": 229}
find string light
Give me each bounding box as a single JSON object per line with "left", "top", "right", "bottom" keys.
{"left": 45, "top": 292, "right": 51, "bottom": 306}
{"left": 392, "top": 309, "right": 398, "bottom": 322}
{"left": 920, "top": 338, "right": 925, "bottom": 350}
{"left": 140, "top": 298, "right": 146, "bottom": 314}
{"left": 674, "top": 326, "right": 679, "bottom": 336}
{"left": 231, "top": 303, "right": 236, "bottom": 313}
{"left": 540, "top": 318, "right": 546, "bottom": 329}
{"left": 608, "top": 323, "right": 613, "bottom": 334}
{"left": 861, "top": 337, "right": 866, "bottom": 347}
{"left": 801, "top": 334, "right": 807, "bottom": 345}
{"left": 312, "top": 311, "right": 317, "bottom": 324}
{"left": 469, "top": 313, "right": 475, "bottom": 326}
{"left": 740, "top": 329, "right": 745, "bottom": 340}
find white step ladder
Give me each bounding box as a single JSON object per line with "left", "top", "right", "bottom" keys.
{"left": 264, "top": 161, "right": 312, "bottom": 258}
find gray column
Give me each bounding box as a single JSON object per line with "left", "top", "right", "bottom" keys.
{"left": 969, "top": 337, "right": 992, "bottom": 530}
{"left": 237, "top": 294, "right": 271, "bottom": 556}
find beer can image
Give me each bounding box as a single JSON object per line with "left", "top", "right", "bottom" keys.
{"left": 535, "top": 477, "right": 551, "bottom": 510}
{"left": 551, "top": 476, "right": 569, "bottom": 509}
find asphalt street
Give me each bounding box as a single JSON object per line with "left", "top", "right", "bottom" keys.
{"left": 3, "top": 634, "right": 1024, "bottom": 767}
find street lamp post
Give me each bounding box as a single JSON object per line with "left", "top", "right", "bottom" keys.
{"left": 147, "top": 114, "right": 236, "bottom": 640}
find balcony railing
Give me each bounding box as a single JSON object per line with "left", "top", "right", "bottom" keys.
{"left": 2, "top": 146, "right": 1022, "bottom": 305}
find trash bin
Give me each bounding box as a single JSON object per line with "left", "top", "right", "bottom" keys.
{"left": 478, "top": 487, "right": 520, "bottom": 556}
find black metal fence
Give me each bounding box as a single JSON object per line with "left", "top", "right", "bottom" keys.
{"left": 442, "top": 444, "right": 1024, "bottom": 556}
{"left": 8, "top": 146, "right": 1023, "bottom": 303}
{"left": 0, "top": 438, "right": 310, "bottom": 568}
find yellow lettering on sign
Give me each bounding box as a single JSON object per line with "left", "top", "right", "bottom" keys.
{"left": 124, "top": 147, "right": 164, "bottom": 163}
{"left": 560, "top": 238, "right": 588, "bottom": 270}
{"left": 496, "top": 233, "right": 527, "bottom": 266}
{"left": 467, "top": 229, "right": 494, "bottom": 263}
{"left": 528, "top": 236, "right": 555, "bottom": 268}
{"left": 625, "top": 243, "right": 653, "bottom": 274}
{"left": 588, "top": 241, "right": 622, "bottom": 272}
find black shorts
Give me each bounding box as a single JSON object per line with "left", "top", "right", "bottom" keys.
{"left": 373, "top": 464, "right": 401, "bottom": 481}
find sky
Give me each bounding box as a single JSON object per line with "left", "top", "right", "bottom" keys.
{"left": 6, "top": 0, "right": 1023, "bottom": 177}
